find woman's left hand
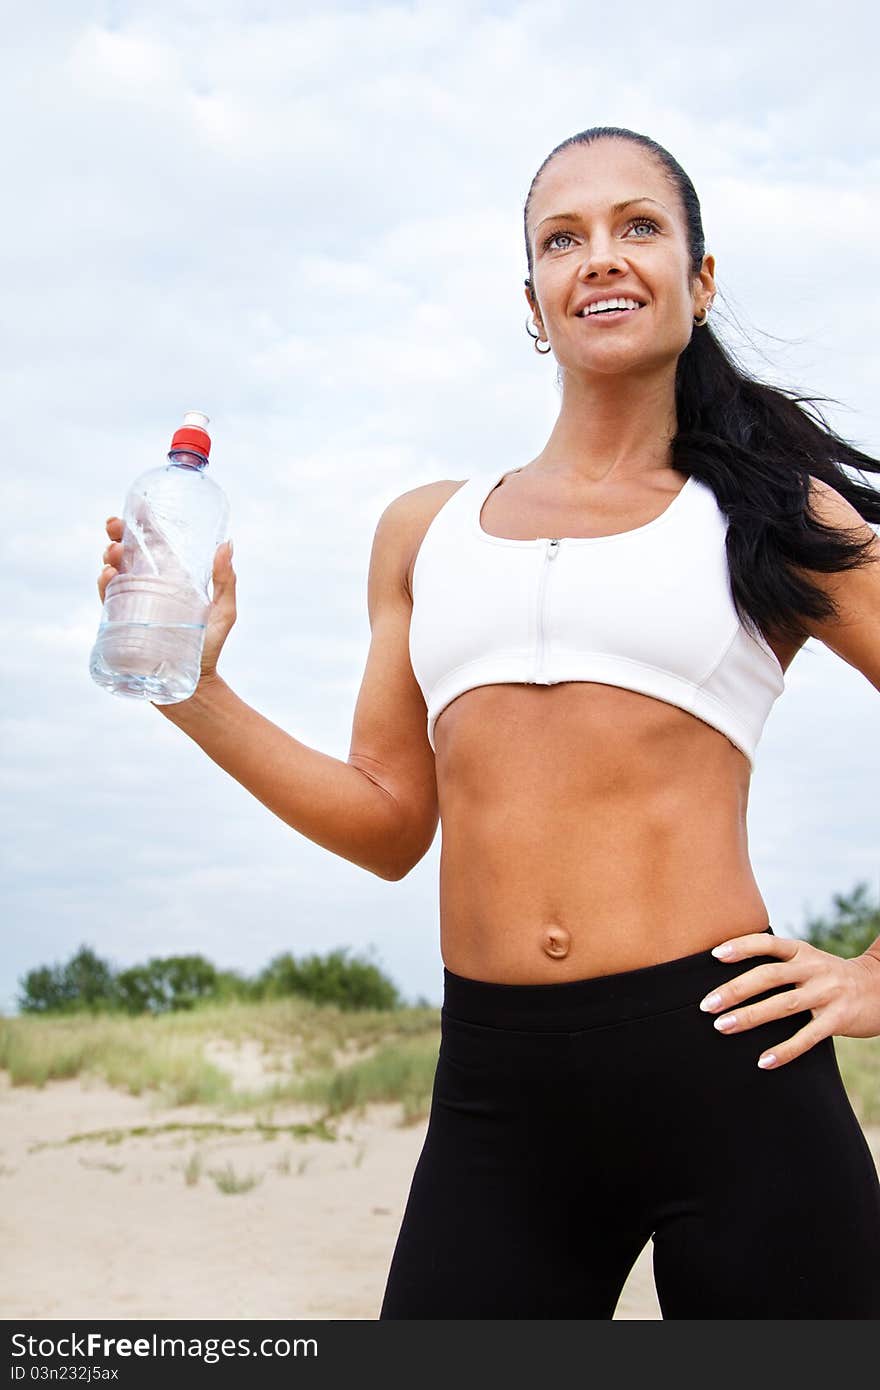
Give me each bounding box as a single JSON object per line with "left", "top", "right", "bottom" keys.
{"left": 698, "top": 932, "right": 880, "bottom": 1069}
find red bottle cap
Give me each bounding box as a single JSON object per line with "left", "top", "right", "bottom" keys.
{"left": 169, "top": 411, "right": 211, "bottom": 458}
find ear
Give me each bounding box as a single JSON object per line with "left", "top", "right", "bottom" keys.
{"left": 694, "top": 252, "right": 716, "bottom": 310}
{"left": 524, "top": 280, "right": 542, "bottom": 327}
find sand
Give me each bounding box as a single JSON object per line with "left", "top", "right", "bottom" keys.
{"left": 1, "top": 1057, "right": 876, "bottom": 1322}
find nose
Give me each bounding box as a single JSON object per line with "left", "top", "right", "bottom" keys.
{"left": 579, "top": 253, "right": 624, "bottom": 282}
{"left": 577, "top": 232, "right": 625, "bottom": 282}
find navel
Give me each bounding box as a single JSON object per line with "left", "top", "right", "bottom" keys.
{"left": 541, "top": 923, "right": 572, "bottom": 960}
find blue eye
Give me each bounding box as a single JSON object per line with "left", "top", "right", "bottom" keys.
{"left": 541, "top": 216, "right": 660, "bottom": 252}
{"left": 627, "top": 218, "right": 660, "bottom": 237}
{"left": 544, "top": 230, "right": 574, "bottom": 251}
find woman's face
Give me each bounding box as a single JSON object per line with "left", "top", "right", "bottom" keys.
{"left": 525, "top": 140, "right": 715, "bottom": 379}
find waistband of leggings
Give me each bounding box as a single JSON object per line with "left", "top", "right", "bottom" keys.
{"left": 442, "top": 925, "right": 775, "bottom": 1033}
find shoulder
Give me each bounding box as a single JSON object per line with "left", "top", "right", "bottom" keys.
{"left": 800, "top": 478, "right": 880, "bottom": 681}
{"left": 378, "top": 478, "right": 468, "bottom": 528}
{"left": 802, "top": 476, "right": 880, "bottom": 595}
{"left": 807, "top": 476, "right": 879, "bottom": 540}
{"left": 372, "top": 479, "right": 469, "bottom": 601}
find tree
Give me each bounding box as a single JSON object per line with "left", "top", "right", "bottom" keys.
{"left": 17, "top": 945, "right": 115, "bottom": 1014}
{"left": 63, "top": 945, "right": 116, "bottom": 1007}
{"left": 802, "top": 881, "right": 880, "bottom": 959}
{"left": 17, "top": 964, "right": 69, "bottom": 1014}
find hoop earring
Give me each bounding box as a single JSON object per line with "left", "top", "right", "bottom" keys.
{"left": 693, "top": 306, "right": 710, "bottom": 327}
{"left": 525, "top": 316, "right": 552, "bottom": 354}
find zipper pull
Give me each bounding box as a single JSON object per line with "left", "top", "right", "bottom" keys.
{"left": 548, "top": 538, "right": 560, "bottom": 559}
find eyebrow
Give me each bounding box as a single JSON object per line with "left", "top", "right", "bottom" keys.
{"left": 535, "top": 197, "right": 670, "bottom": 232}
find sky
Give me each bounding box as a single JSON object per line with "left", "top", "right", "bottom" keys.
{"left": 2, "top": 0, "right": 879, "bottom": 1014}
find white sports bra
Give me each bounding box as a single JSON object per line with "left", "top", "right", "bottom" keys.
{"left": 408, "top": 464, "right": 786, "bottom": 769}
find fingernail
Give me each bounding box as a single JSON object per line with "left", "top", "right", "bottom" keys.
{"left": 227, "top": 539, "right": 234, "bottom": 557}
{"left": 714, "top": 1014, "right": 737, "bottom": 1031}
{"left": 699, "top": 992, "right": 722, "bottom": 1011}
{"left": 711, "top": 944, "right": 733, "bottom": 958}
{"left": 758, "top": 1053, "right": 777, "bottom": 1069}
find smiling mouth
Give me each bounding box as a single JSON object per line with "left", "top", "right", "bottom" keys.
{"left": 579, "top": 304, "right": 646, "bottom": 321}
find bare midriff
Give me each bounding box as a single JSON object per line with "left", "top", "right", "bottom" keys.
{"left": 434, "top": 681, "right": 771, "bottom": 982}
{"left": 407, "top": 468, "right": 800, "bottom": 986}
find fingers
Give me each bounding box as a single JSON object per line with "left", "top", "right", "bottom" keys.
{"left": 699, "top": 960, "right": 793, "bottom": 1015}
{"left": 98, "top": 530, "right": 235, "bottom": 605}
{"left": 102, "top": 521, "right": 123, "bottom": 564}
{"left": 98, "top": 517, "right": 123, "bottom": 602}
{"left": 99, "top": 540, "right": 122, "bottom": 604}
{"left": 97, "top": 565, "right": 115, "bottom": 602}
{"left": 704, "top": 983, "right": 811, "bottom": 1036}
{"left": 753, "top": 1014, "right": 828, "bottom": 1071}
{"left": 212, "top": 540, "right": 235, "bottom": 604}
{"left": 213, "top": 539, "right": 235, "bottom": 577}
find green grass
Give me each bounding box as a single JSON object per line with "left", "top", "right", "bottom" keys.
{"left": 207, "top": 1162, "right": 262, "bottom": 1195}
{"left": 0, "top": 995, "right": 441, "bottom": 1125}
{"left": 27, "top": 1119, "right": 336, "bottom": 1153}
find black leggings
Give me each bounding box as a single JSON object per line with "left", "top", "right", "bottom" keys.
{"left": 379, "top": 927, "right": 880, "bottom": 1319}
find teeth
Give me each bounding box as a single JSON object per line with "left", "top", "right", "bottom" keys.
{"left": 580, "top": 297, "right": 643, "bottom": 315}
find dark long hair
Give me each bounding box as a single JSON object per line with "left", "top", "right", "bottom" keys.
{"left": 523, "top": 127, "right": 880, "bottom": 649}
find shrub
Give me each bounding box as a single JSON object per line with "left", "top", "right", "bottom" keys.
{"left": 256, "top": 945, "right": 400, "bottom": 1011}
{"left": 15, "top": 943, "right": 402, "bottom": 1017}
{"left": 112, "top": 955, "right": 218, "bottom": 1015}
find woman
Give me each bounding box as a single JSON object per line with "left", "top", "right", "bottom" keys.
{"left": 98, "top": 127, "right": 880, "bottom": 1318}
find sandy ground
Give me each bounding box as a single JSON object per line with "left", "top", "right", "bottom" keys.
{"left": 2, "top": 1048, "right": 877, "bottom": 1322}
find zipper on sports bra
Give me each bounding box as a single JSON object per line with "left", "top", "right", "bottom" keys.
{"left": 533, "top": 537, "right": 560, "bottom": 681}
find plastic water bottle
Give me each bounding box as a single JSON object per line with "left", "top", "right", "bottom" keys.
{"left": 89, "top": 411, "right": 230, "bottom": 704}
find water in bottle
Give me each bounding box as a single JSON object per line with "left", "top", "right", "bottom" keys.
{"left": 89, "top": 411, "right": 230, "bottom": 703}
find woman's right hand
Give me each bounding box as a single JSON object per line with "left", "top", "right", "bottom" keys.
{"left": 98, "top": 517, "right": 237, "bottom": 688}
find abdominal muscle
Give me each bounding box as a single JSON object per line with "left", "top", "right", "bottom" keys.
{"left": 432, "top": 680, "right": 771, "bottom": 984}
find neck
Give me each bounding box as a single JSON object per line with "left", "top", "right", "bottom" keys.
{"left": 534, "top": 362, "right": 679, "bottom": 485}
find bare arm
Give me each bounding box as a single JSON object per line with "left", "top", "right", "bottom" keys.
{"left": 153, "top": 676, "right": 409, "bottom": 880}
